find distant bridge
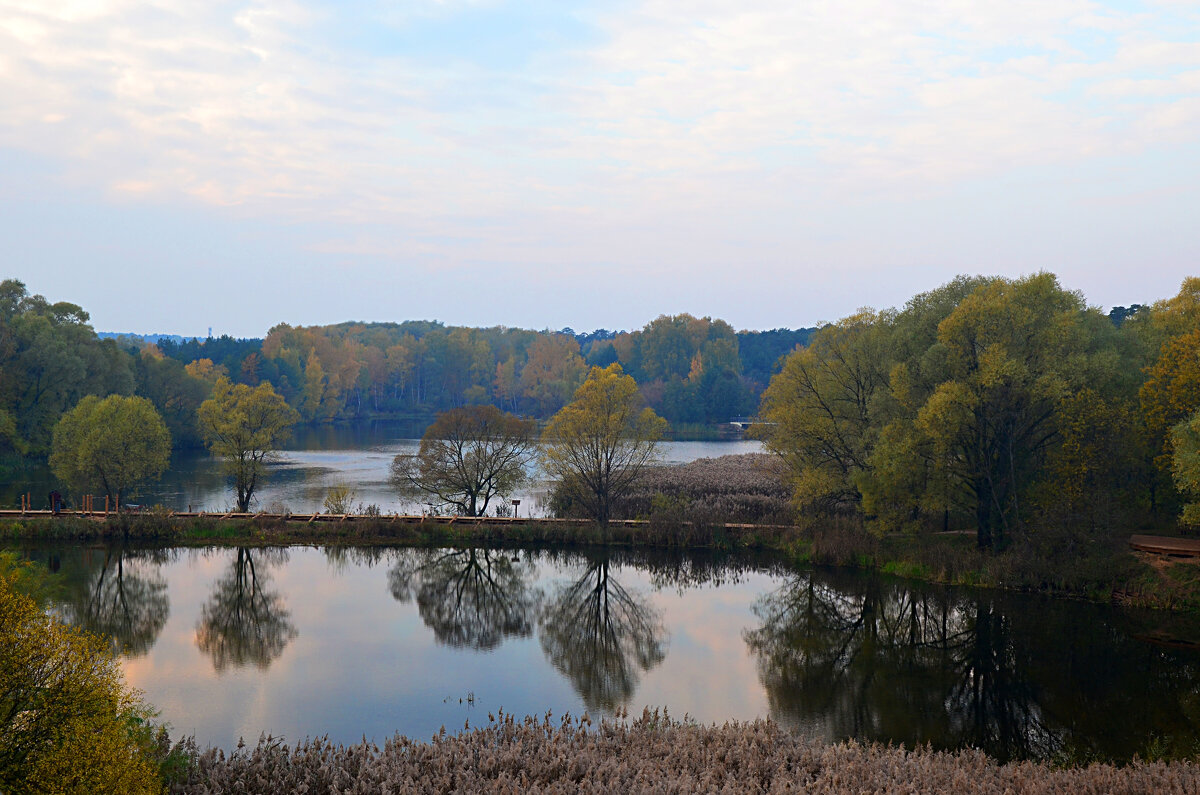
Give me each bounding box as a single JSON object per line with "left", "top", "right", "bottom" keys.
{"left": 729, "top": 416, "right": 772, "bottom": 431}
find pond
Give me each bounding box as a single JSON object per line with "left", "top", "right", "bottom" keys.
{"left": 2, "top": 422, "right": 765, "bottom": 514}
{"left": 18, "top": 543, "right": 1200, "bottom": 763}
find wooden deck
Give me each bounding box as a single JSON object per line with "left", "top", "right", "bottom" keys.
{"left": 1129, "top": 534, "right": 1200, "bottom": 558}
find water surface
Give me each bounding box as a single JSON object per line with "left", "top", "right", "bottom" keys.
{"left": 21, "top": 543, "right": 1200, "bottom": 763}
{"left": 3, "top": 422, "right": 763, "bottom": 514}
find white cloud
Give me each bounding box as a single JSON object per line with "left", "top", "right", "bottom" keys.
{"left": 0, "top": 0, "right": 1198, "bottom": 332}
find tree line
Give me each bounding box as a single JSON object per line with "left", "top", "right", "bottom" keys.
{"left": 0, "top": 277, "right": 811, "bottom": 461}
{"left": 756, "top": 273, "right": 1200, "bottom": 547}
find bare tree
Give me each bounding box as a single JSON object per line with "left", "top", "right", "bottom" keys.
{"left": 391, "top": 405, "right": 537, "bottom": 516}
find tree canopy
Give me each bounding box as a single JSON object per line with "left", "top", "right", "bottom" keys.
{"left": 49, "top": 394, "right": 171, "bottom": 507}
{"left": 391, "top": 405, "right": 536, "bottom": 517}
{"left": 542, "top": 364, "right": 668, "bottom": 526}
{"left": 197, "top": 377, "right": 299, "bottom": 512}
{"left": 0, "top": 575, "right": 163, "bottom": 793}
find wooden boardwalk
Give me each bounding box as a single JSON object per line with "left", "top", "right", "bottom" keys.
{"left": 1129, "top": 534, "right": 1200, "bottom": 558}
{"left": 0, "top": 509, "right": 790, "bottom": 532}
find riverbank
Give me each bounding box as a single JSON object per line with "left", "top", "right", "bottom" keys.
{"left": 2, "top": 511, "right": 1195, "bottom": 611}
{"left": 165, "top": 712, "right": 1198, "bottom": 794}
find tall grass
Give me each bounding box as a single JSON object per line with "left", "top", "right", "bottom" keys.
{"left": 166, "top": 711, "right": 1200, "bottom": 794}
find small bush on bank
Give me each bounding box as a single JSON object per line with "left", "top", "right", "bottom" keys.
{"left": 0, "top": 574, "right": 169, "bottom": 794}
{"left": 166, "top": 711, "right": 1200, "bottom": 794}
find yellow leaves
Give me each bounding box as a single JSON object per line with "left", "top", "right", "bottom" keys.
{"left": 0, "top": 577, "right": 162, "bottom": 794}
{"left": 542, "top": 364, "right": 667, "bottom": 524}
{"left": 184, "top": 357, "right": 227, "bottom": 383}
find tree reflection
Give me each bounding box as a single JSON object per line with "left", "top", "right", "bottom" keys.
{"left": 744, "top": 569, "right": 1200, "bottom": 762}
{"left": 744, "top": 571, "right": 1052, "bottom": 760}
{"left": 388, "top": 547, "right": 539, "bottom": 650}
{"left": 196, "top": 548, "right": 297, "bottom": 671}
{"left": 58, "top": 548, "right": 169, "bottom": 657}
{"left": 538, "top": 553, "right": 668, "bottom": 711}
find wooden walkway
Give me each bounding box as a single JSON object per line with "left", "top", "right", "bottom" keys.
{"left": 1129, "top": 534, "right": 1200, "bottom": 558}
{"left": 0, "top": 509, "right": 790, "bottom": 532}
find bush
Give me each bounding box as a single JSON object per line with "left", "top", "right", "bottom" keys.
{"left": 0, "top": 574, "right": 165, "bottom": 794}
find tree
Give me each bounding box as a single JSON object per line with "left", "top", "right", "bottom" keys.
{"left": 197, "top": 377, "right": 299, "bottom": 512}
{"left": 867, "top": 274, "right": 1100, "bottom": 548}
{"left": 391, "top": 405, "right": 536, "bottom": 516}
{"left": 542, "top": 363, "right": 668, "bottom": 526}
{"left": 757, "top": 310, "right": 894, "bottom": 513}
{"left": 0, "top": 576, "right": 162, "bottom": 793}
{"left": 49, "top": 395, "right": 171, "bottom": 507}
{"left": 1171, "top": 410, "right": 1200, "bottom": 527}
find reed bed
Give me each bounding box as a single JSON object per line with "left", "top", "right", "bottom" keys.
{"left": 612, "top": 454, "right": 794, "bottom": 526}
{"left": 168, "top": 711, "right": 1200, "bottom": 794}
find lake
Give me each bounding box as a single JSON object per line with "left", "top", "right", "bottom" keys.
{"left": 3, "top": 422, "right": 765, "bottom": 515}
{"left": 17, "top": 543, "right": 1200, "bottom": 763}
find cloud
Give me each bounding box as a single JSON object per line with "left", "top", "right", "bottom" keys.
{"left": 0, "top": 0, "right": 1198, "bottom": 332}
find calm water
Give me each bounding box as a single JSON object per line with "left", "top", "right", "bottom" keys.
{"left": 18, "top": 543, "right": 1200, "bottom": 762}
{"left": 3, "top": 422, "right": 765, "bottom": 514}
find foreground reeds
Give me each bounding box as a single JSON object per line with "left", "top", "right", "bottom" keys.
{"left": 167, "top": 711, "right": 1199, "bottom": 794}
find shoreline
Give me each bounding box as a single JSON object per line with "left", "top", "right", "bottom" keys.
{"left": 2, "top": 512, "right": 1196, "bottom": 612}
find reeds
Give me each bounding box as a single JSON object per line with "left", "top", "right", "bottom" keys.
{"left": 167, "top": 710, "right": 1200, "bottom": 794}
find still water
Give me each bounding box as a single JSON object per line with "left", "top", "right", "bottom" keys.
{"left": 20, "top": 543, "right": 1200, "bottom": 763}
{"left": 3, "top": 422, "right": 765, "bottom": 514}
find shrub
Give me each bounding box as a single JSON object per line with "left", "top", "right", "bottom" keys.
{"left": 0, "top": 575, "right": 163, "bottom": 794}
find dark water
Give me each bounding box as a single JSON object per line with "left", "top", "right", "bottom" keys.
{"left": 17, "top": 543, "right": 1200, "bottom": 762}
{"left": 2, "top": 422, "right": 763, "bottom": 514}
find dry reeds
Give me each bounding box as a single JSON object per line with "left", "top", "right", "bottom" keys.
{"left": 168, "top": 710, "right": 1200, "bottom": 794}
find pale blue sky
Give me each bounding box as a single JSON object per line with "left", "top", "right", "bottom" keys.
{"left": 2, "top": 0, "right": 1198, "bottom": 336}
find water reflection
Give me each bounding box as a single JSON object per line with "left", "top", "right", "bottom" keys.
{"left": 195, "top": 548, "right": 298, "bottom": 671}
{"left": 13, "top": 542, "right": 1200, "bottom": 761}
{"left": 539, "top": 551, "right": 668, "bottom": 711}
{"left": 388, "top": 548, "right": 540, "bottom": 650}
{"left": 745, "top": 569, "right": 1200, "bottom": 762}
{"left": 57, "top": 548, "right": 170, "bottom": 657}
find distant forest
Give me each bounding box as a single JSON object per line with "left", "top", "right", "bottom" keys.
{"left": 0, "top": 277, "right": 813, "bottom": 456}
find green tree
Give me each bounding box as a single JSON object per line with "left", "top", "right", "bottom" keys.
{"left": 869, "top": 274, "right": 1102, "bottom": 548}
{"left": 542, "top": 364, "right": 668, "bottom": 526}
{"left": 757, "top": 310, "right": 894, "bottom": 512}
{"left": 197, "top": 377, "right": 299, "bottom": 512}
{"left": 0, "top": 575, "right": 162, "bottom": 794}
{"left": 391, "top": 405, "right": 536, "bottom": 516}
{"left": 49, "top": 395, "right": 171, "bottom": 507}
{"left": 1171, "top": 410, "right": 1200, "bottom": 527}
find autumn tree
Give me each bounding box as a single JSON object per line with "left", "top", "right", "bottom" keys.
{"left": 49, "top": 395, "right": 171, "bottom": 507}
{"left": 757, "top": 310, "right": 894, "bottom": 512}
{"left": 391, "top": 405, "right": 536, "bottom": 516}
{"left": 198, "top": 377, "right": 299, "bottom": 511}
{"left": 868, "top": 274, "right": 1101, "bottom": 549}
{"left": 1171, "top": 411, "right": 1200, "bottom": 526}
{"left": 542, "top": 364, "right": 668, "bottom": 526}
{"left": 0, "top": 576, "right": 162, "bottom": 793}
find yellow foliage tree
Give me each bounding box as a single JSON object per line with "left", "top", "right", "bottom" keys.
{"left": 0, "top": 576, "right": 162, "bottom": 794}
{"left": 542, "top": 364, "right": 667, "bottom": 526}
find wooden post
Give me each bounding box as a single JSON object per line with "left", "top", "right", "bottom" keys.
{"left": 105, "top": 495, "right": 110, "bottom": 515}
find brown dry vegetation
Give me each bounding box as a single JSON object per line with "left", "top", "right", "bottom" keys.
{"left": 609, "top": 453, "right": 794, "bottom": 526}
{"left": 167, "top": 712, "right": 1199, "bottom": 794}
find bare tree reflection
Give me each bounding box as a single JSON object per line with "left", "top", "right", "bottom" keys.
{"left": 538, "top": 553, "right": 668, "bottom": 711}
{"left": 59, "top": 548, "right": 170, "bottom": 657}
{"left": 388, "top": 547, "right": 539, "bottom": 650}
{"left": 196, "top": 548, "right": 297, "bottom": 671}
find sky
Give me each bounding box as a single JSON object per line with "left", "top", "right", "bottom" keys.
{"left": 1, "top": 0, "right": 1198, "bottom": 338}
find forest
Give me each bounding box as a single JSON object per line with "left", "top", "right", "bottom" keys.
{"left": 8, "top": 272, "right": 1200, "bottom": 548}
{"left": 0, "top": 277, "right": 810, "bottom": 458}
